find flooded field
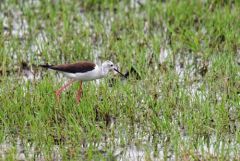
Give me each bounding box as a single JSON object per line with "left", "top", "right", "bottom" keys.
{"left": 0, "top": 0, "right": 240, "bottom": 160}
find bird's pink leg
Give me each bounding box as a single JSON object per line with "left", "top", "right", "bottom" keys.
{"left": 76, "top": 81, "right": 83, "bottom": 103}
{"left": 55, "top": 79, "right": 75, "bottom": 102}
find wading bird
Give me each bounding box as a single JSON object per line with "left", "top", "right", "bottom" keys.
{"left": 40, "top": 60, "right": 125, "bottom": 103}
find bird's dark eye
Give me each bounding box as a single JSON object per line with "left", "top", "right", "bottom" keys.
{"left": 110, "top": 64, "right": 113, "bottom": 67}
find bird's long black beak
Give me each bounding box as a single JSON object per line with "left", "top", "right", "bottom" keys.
{"left": 114, "top": 68, "right": 126, "bottom": 78}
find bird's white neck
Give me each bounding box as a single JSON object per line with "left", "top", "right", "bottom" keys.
{"left": 100, "top": 65, "right": 109, "bottom": 77}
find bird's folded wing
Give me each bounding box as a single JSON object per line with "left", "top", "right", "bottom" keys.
{"left": 41, "top": 61, "right": 96, "bottom": 73}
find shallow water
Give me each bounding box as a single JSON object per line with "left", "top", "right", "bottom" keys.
{"left": 1, "top": 1, "right": 240, "bottom": 160}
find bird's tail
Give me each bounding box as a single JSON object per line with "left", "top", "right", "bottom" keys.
{"left": 39, "top": 64, "right": 52, "bottom": 69}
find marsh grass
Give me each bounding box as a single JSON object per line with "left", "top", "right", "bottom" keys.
{"left": 0, "top": 0, "right": 240, "bottom": 160}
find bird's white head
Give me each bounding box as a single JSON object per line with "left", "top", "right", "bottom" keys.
{"left": 101, "top": 60, "right": 125, "bottom": 77}
{"left": 101, "top": 60, "right": 115, "bottom": 74}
